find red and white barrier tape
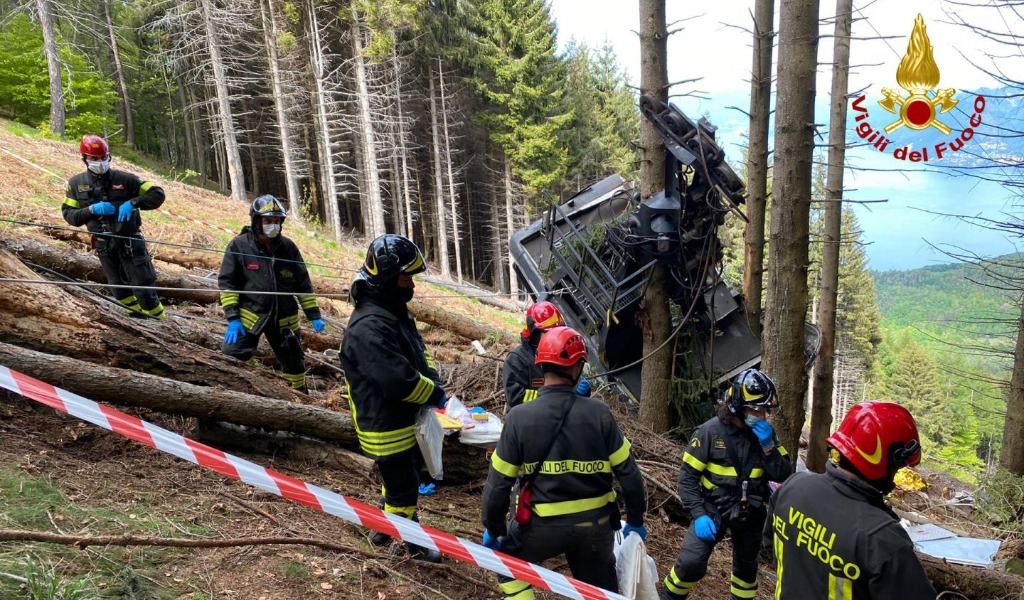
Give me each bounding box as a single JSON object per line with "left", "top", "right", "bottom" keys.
{"left": 0, "top": 365, "right": 627, "bottom": 600}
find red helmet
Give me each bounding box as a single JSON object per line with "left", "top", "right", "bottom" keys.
{"left": 827, "top": 402, "right": 922, "bottom": 481}
{"left": 522, "top": 301, "right": 564, "bottom": 339}
{"left": 80, "top": 135, "right": 109, "bottom": 159}
{"left": 535, "top": 326, "right": 588, "bottom": 367}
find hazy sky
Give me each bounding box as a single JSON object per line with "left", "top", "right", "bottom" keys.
{"left": 549, "top": 0, "right": 1023, "bottom": 271}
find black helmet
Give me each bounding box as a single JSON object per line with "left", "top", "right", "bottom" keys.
{"left": 249, "top": 195, "right": 287, "bottom": 234}
{"left": 360, "top": 234, "right": 426, "bottom": 284}
{"left": 727, "top": 368, "right": 779, "bottom": 414}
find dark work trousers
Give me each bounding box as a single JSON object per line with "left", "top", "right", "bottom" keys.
{"left": 96, "top": 235, "right": 160, "bottom": 311}
{"left": 664, "top": 506, "right": 765, "bottom": 600}
{"left": 498, "top": 510, "right": 618, "bottom": 600}
{"left": 375, "top": 449, "right": 420, "bottom": 518}
{"left": 222, "top": 320, "right": 307, "bottom": 389}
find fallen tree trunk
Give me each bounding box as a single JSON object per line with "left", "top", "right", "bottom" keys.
{"left": 24, "top": 232, "right": 511, "bottom": 346}
{"left": 2, "top": 236, "right": 219, "bottom": 304}
{"left": 919, "top": 554, "right": 1024, "bottom": 599}
{"left": 0, "top": 249, "right": 301, "bottom": 399}
{"left": 197, "top": 421, "right": 490, "bottom": 485}
{"left": 420, "top": 274, "right": 523, "bottom": 312}
{"left": 0, "top": 341, "right": 353, "bottom": 441}
{"left": 409, "top": 299, "right": 516, "bottom": 347}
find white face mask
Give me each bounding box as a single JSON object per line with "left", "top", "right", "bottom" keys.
{"left": 86, "top": 158, "right": 110, "bottom": 175}
{"left": 262, "top": 223, "right": 281, "bottom": 238}
{"left": 744, "top": 414, "right": 762, "bottom": 428}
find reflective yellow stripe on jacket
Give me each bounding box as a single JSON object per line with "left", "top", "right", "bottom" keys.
{"left": 298, "top": 294, "right": 318, "bottom": 311}
{"left": 278, "top": 313, "right": 299, "bottom": 332}
{"left": 403, "top": 373, "right": 436, "bottom": 404}
{"left": 533, "top": 491, "right": 617, "bottom": 517}
{"left": 347, "top": 381, "right": 416, "bottom": 457}
{"left": 220, "top": 291, "right": 240, "bottom": 309}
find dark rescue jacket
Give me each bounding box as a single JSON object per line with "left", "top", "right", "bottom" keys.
{"left": 340, "top": 298, "right": 444, "bottom": 458}
{"left": 502, "top": 340, "right": 544, "bottom": 410}
{"left": 217, "top": 227, "right": 320, "bottom": 336}
{"left": 764, "top": 462, "right": 937, "bottom": 600}
{"left": 679, "top": 414, "right": 791, "bottom": 521}
{"left": 482, "top": 385, "right": 646, "bottom": 537}
{"left": 62, "top": 169, "right": 165, "bottom": 238}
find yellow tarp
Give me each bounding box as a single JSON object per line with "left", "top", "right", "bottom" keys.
{"left": 894, "top": 467, "right": 927, "bottom": 491}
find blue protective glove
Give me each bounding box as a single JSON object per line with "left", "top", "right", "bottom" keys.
{"left": 117, "top": 201, "right": 135, "bottom": 222}
{"left": 575, "top": 376, "right": 591, "bottom": 397}
{"left": 224, "top": 319, "right": 246, "bottom": 345}
{"left": 418, "top": 483, "right": 436, "bottom": 496}
{"left": 692, "top": 515, "right": 717, "bottom": 542}
{"left": 436, "top": 393, "right": 448, "bottom": 410}
{"left": 752, "top": 419, "right": 776, "bottom": 448}
{"left": 91, "top": 201, "right": 116, "bottom": 216}
{"left": 311, "top": 318, "right": 326, "bottom": 333}
{"left": 482, "top": 530, "right": 502, "bottom": 550}
{"left": 622, "top": 523, "right": 648, "bottom": 541}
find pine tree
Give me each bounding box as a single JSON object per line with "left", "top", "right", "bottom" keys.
{"left": 468, "top": 0, "right": 571, "bottom": 196}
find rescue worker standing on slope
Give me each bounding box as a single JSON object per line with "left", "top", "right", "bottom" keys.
{"left": 764, "top": 401, "right": 936, "bottom": 599}
{"left": 218, "top": 195, "right": 325, "bottom": 393}
{"left": 503, "top": 301, "right": 592, "bottom": 412}
{"left": 662, "top": 368, "right": 791, "bottom": 600}
{"left": 340, "top": 234, "right": 445, "bottom": 563}
{"left": 62, "top": 134, "right": 167, "bottom": 319}
{"left": 482, "top": 326, "right": 647, "bottom": 599}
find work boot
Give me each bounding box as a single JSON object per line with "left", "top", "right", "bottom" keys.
{"left": 368, "top": 529, "right": 392, "bottom": 547}
{"left": 407, "top": 544, "right": 442, "bottom": 563}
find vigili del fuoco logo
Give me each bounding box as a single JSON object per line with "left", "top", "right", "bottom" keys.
{"left": 850, "top": 14, "right": 986, "bottom": 162}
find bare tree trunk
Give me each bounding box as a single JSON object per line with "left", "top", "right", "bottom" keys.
{"left": 35, "top": 0, "right": 64, "bottom": 137}
{"left": 244, "top": 102, "right": 260, "bottom": 196}
{"left": 638, "top": 0, "right": 666, "bottom": 198}
{"left": 101, "top": 0, "right": 133, "bottom": 146}
{"left": 392, "top": 44, "right": 415, "bottom": 240}
{"left": 177, "top": 79, "right": 197, "bottom": 171}
{"left": 762, "top": 0, "right": 820, "bottom": 463}
{"left": 307, "top": 0, "right": 341, "bottom": 242}
{"left": 489, "top": 165, "right": 507, "bottom": 292}
{"left": 427, "top": 59, "right": 451, "bottom": 277}
{"left": 350, "top": 5, "right": 386, "bottom": 240}
{"left": 504, "top": 159, "right": 518, "bottom": 297}
{"left": 198, "top": 0, "right": 246, "bottom": 201}
{"left": 637, "top": 0, "right": 672, "bottom": 433}
{"left": 1001, "top": 296, "right": 1024, "bottom": 475}
{"left": 807, "top": 0, "right": 852, "bottom": 473}
{"left": 438, "top": 61, "right": 463, "bottom": 283}
{"left": 260, "top": 0, "right": 303, "bottom": 223}
{"left": 743, "top": 0, "right": 775, "bottom": 334}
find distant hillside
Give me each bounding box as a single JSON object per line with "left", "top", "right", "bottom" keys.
{"left": 873, "top": 255, "right": 1023, "bottom": 371}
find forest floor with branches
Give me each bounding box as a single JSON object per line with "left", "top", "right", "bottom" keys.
{"left": 0, "top": 123, "right": 1019, "bottom": 599}
{"left": 0, "top": 123, "right": 772, "bottom": 599}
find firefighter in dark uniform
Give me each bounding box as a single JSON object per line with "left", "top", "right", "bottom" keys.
{"left": 764, "top": 401, "right": 936, "bottom": 599}
{"left": 504, "top": 301, "right": 593, "bottom": 412}
{"left": 218, "top": 195, "right": 325, "bottom": 392}
{"left": 62, "top": 134, "right": 167, "bottom": 319}
{"left": 340, "top": 234, "right": 445, "bottom": 563}
{"left": 482, "top": 326, "right": 647, "bottom": 600}
{"left": 662, "top": 368, "right": 792, "bottom": 600}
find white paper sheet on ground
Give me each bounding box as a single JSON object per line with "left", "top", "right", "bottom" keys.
{"left": 904, "top": 523, "right": 1001, "bottom": 568}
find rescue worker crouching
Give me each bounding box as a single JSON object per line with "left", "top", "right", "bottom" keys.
{"left": 764, "top": 401, "right": 936, "bottom": 599}
{"left": 482, "top": 326, "right": 647, "bottom": 600}
{"left": 663, "top": 368, "right": 791, "bottom": 600}
{"left": 62, "top": 134, "right": 167, "bottom": 319}
{"left": 218, "top": 195, "right": 325, "bottom": 393}
{"left": 502, "top": 301, "right": 592, "bottom": 413}
{"left": 339, "top": 234, "right": 445, "bottom": 563}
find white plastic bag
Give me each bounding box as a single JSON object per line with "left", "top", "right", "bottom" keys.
{"left": 458, "top": 413, "right": 503, "bottom": 448}
{"left": 614, "top": 527, "right": 659, "bottom": 600}
{"left": 414, "top": 407, "right": 444, "bottom": 480}
{"left": 444, "top": 395, "right": 472, "bottom": 425}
